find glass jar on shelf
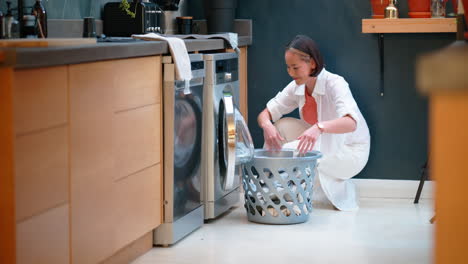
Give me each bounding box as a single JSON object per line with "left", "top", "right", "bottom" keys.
{"left": 431, "top": 0, "right": 447, "bottom": 18}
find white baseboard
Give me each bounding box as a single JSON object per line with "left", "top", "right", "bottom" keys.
{"left": 353, "top": 179, "right": 434, "bottom": 199}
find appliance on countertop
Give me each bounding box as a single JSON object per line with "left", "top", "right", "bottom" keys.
{"left": 156, "top": 0, "right": 189, "bottom": 34}
{"left": 103, "top": 0, "right": 162, "bottom": 37}
{"left": 153, "top": 53, "right": 205, "bottom": 246}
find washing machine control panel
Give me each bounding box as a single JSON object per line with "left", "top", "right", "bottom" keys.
{"left": 191, "top": 60, "right": 205, "bottom": 79}
{"left": 191, "top": 61, "right": 205, "bottom": 71}
{"left": 215, "top": 58, "right": 239, "bottom": 84}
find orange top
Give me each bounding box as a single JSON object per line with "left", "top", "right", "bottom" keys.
{"left": 302, "top": 86, "right": 318, "bottom": 125}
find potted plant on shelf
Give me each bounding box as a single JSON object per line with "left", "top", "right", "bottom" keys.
{"left": 120, "top": 0, "right": 137, "bottom": 18}
{"left": 408, "top": 0, "right": 431, "bottom": 18}
{"left": 370, "top": 0, "right": 390, "bottom": 18}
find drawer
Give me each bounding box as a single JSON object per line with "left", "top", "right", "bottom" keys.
{"left": 13, "top": 66, "right": 68, "bottom": 135}
{"left": 113, "top": 164, "right": 162, "bottom": 249}
{"left": 16, "top": 204, "right": 69, "bottom": 264}
{"left": 15, "top": 126, "right": 69, "bottom": 221}
{"left": 114, "top": 103, "right": 161, "bottom": 181}
{"left": 113, "top": 56, "right": 162, "bottom": 111}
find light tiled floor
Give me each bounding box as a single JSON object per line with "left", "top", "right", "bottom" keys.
{"left": 133, "top": 198, "right": 434, "bottom": 264}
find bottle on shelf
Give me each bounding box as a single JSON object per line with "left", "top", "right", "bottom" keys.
{"left": 0, "top": 1, "right": 4, "bottom": 39}
{"left": 385, "top": 0, "right": 399, "bottom": 19}
{"left": 5, "top": 1, "right": 19, "bottom": 38}
{"left": 23, "top": 14, "right": 37, "bottom": 38}
{"left": 32, "top": 0, "right": 47, "bottom": 38}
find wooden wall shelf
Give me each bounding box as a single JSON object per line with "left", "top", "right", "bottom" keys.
{"left": 362, "top": 18, "right": 457, "bottom": 33}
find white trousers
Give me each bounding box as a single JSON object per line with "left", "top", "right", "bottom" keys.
{"left": 273, "top": 118, "right": 370, "bottom": 211}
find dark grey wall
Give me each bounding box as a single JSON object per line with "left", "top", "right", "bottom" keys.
{"left": 190, "top": 0, "right": 454, "bottom": 180}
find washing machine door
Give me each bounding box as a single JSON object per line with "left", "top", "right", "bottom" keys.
{"left": 173, "top": 83, "right": 203, "bottom": 220}
{"left": 235, "top": 108, "right": 254, "bottom": 165}
{"left": 174, "top": 98, "right": 200, "bottom": 172}
{"left": 218, "top": 88, "right": 237, "bottom": 191}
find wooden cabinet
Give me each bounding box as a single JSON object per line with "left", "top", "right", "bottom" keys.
{"left": 69, "top": 57, "right": 163, "bottom": 264}
{"left": 12, "top": 66, "right": 70, "bottom": 264}
{"left": 430, "top": 94, "right": 468, "bottom": 264}
{"left": 0, "top": 46, "right": 248, "bottom": 264}
{"left": 13, "top": 67, "right": 69, "bottom": 222}
{"left": 417, "top": 44, "right": 468, "bottom": 264}
{"left": 0, "top": 56, "right": 163, "bottom": 264}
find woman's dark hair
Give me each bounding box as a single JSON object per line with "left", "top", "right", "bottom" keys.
{"left": 286, "top": 35, "right": 324, "bottom": 77}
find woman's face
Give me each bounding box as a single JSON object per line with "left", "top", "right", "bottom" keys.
{"left": 285, "top": 50, "right": 316, "bottom": 85}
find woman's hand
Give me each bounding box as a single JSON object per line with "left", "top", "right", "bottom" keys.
{"left": 262, "top": 122, "right": 284, "bottom": 151}
{"left": 297, "top": 124, "right": 321, "bottom": 154}
{"left": 258, "top": 108, "right": 284, "bottom": 150}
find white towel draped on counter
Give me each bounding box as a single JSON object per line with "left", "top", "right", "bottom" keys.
{"left": 132, "top": 33, "right": 193, "bottom": 82}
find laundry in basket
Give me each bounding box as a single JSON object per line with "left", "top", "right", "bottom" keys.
{"left": 235, "top": 108, "right": 254, "bottom": 165}
{"left": 242, "top": 149, "right": 322, "bottom": 224}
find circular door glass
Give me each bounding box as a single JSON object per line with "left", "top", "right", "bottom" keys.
{"left": 174, "top": 99, "right": 198, "bottom": 169}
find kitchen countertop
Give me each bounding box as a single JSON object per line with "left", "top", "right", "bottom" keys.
{"left": 0, "top": 36, "right": 252, "bottom": 69}
{"left": 417, "top": 40, "right": 468, "bottom": 94}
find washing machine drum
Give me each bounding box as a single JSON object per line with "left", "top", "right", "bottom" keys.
{"left": 174, "top": 98, "right": 201, "bottom": 171}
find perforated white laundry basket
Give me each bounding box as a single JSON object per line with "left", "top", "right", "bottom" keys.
{"left": 242, "top": 149, "right": 322, "bottom": 224}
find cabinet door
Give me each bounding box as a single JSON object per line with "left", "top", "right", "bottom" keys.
{"left": 69, "top": 56, "right": 162, "bottom": 264}
{"left": 13, "top": 66, "right": 70, "bottom": 264}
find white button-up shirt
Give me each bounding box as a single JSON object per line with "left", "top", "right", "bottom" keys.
{"left": 266, "top": 68, "right": 370, "bottom": 153}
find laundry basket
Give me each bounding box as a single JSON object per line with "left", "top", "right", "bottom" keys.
{"left": 242, "top": 149, "right": 322, "bottom": 224}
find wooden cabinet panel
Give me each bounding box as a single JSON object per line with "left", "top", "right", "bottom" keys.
{"left": 114, "top": 104, "right": 161, "bottom": 181}
{"left": 113, "top": 164, "right": 161, "bottom": 249}
{"left": 5, "top": 55, "right": 163, "bottom": 264}
{"left": 0, "top": 67, "right": 16, "bottom": 264}
{"left": 69, "top": 57, "right": 162, "bottom": 264}
{"left": 113, "top": 56, "right": 162, "bottom": 111}
{"left": 70, "top": 60, "right": 119, "bottom": 264}
{"left": 432, "top": 94, "right": 468, "bottom": 264}
{"left": 16, "top": 204, "right": 69, "bottom": 264}
{"left": 239, "top": 47, "right": 248, "bottom": 122}
{"left": 13, "top": 66, "right": 67, "bottom": 135}
{"left": 15, "top": 126, "right": 68, "bottom": 221}
{"left": 101, "top": 232, "right": 153, "bottom": 264}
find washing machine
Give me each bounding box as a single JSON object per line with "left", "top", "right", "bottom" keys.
{"left": 154, "top": 54, "right": 205, "bottom": 245}
{"left": 202, "top": 52, "right": 242, "bottom": 220}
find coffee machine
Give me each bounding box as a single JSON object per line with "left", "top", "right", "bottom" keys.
{"left": 156, "top": 0, "right": 188, "bottom": 34}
